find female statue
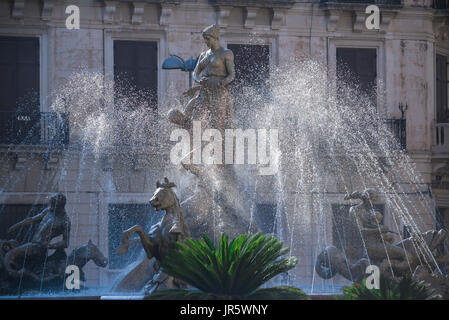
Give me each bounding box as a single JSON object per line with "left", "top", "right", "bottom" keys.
{"left": 170, "top": 24, "right": 236, "bottom": 132}
{"left": 166, "top": 25, "right": 256, "bottom": 240}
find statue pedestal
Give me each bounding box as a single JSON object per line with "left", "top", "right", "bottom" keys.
{"left": 180, "top": 164, "right": 258, "bottom": 242}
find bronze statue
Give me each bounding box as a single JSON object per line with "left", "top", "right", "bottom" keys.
{"left": 113, "top": 178, "right": 189, "bottom": 295}
{"left": 167, "top": 24, "right": 257, "bottom": 241}
{"left": 4, "top": 193, "right": 71, "bottom": 277}
{"left": 169, "top": 24, "right": 236, "bottom": 132}
{"left": 315, "top": 189, "right": 449, "bottom": 282}
{"left": 0, "top": 193, "right": 108, "bottom": 293}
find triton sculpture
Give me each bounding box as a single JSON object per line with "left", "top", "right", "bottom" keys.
{"left": 315, "top": 189, "right": 449, "bottom": 282}
{"left": 0, "top": 193, "right": 107, "bottom": 294}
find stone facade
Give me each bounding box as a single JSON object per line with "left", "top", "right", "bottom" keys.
{"left": 0, "top": 0, "right": 448, "bottom": 290}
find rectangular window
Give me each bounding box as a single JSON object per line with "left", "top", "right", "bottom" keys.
{"left": 336, "top": 47, "right": 377, "bottom": 106}
{"left": 227, "top": 44, "right": 270, "bottom": 91}
{"left": 108, "top": 204, "right": 163, "bottom": 269}
{"left": 0, "top": 36, "right": 40, "bottom": 113}
{"left": 0, "top": 37, "right": 40, "bottom": 145}
{"left": 436, "top": 54, "right": 448, "bottom": 123}
{"left": 113, "top": 40, "right": 158, "bottom": 109}
{"left": 0, "top": 204, "right": 46, "bottom": 243}
{"left": 433, "top": 0, "right": 449, "bottom": 9}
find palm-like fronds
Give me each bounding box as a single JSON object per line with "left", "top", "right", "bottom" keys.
{"left": 246, "top": 286, "right": 310, "bottom": 300}
{"left": 146, "top": 286, "right": 309, "bottom": 300}
{"left": 158, "top": 232, "right": 301, "bottom": 298}
{"left": 340, "top": 274, "right": 441, "bottom": 300}
{"left": 145, "top": 289, "right": 218, "bottom": 300}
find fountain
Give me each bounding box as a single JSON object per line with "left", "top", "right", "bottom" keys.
{"left": 1, "top": 24, "right": 448, "bottom": 299}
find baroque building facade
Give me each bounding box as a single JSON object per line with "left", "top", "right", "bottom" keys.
{"left": 0, "top": 0, "right": 448, "bottom": 290}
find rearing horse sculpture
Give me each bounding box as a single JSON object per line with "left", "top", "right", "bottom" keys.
{"left": 115, "top": 178, "right": 190, "bottom": 294}
{"left": 118, "top": 178, "right": 190, "bottom": 261}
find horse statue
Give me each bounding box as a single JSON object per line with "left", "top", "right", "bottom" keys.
{"left": 66, "top": 240, "right": 108, "bottom": 284}
{"left": 315, "top": 189, "right": 449, "bottom": 282}
{"left": 112, "top": 177, "right": 190, "bottom": 294}
{"left": 0, "top": 239, "right": 108, "bottom": 294}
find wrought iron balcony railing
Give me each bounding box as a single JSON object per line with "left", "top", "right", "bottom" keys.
{"left": 0, "top": 111, "right": 69, "bottom": 147}
{"left": 315, "top": 118, "right": 406, "bottom": 156}
{"left": 384, "top": 118, "right": 406, "bottom": 150}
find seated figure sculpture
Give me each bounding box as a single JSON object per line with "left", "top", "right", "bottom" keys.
{"left": 4, "top": 193, "right": 71, "bottom": 279}
{"left": 0, "top": 193, "right": 108, "bottom": 293}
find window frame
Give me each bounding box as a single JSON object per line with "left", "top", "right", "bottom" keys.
{"left": 435, "top": 52, "right": 449, "bottom": 124}
{"left": 329, "top": 39, "right": 384, "bottom": 114}
{"left": 104, "top": 30, "right": 165, "bottom": 112}
{"left": 113, "top": 39, "right": 159, "bottom": 110}
{"left": 0, "top": 31, "right": 48, "bottom": 112}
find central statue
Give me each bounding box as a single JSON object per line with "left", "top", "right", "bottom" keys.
{"left": 168, "top": 24, "right": 257, "bottom": 241}
{"left": 191, "top": 24, "right": 236, "bottom": 131}
{"left": 170, "top": 24, "right": 236, "bottom": 133}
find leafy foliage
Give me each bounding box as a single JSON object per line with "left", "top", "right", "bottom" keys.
{"left": 340, "top": 273, "right": 441, "bottom": 300}
{"left": 147, "top": 286, "right": 309, "bottom": 300}
{"left": 150, "top": 232, "right": 307, "bottom": 300}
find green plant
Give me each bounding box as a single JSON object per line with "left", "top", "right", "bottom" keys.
{"left": 146, "top": 232, "right": 308, "bottom": 300}
{"left": 339, "top": 273, "right": 441, "bottom": 300}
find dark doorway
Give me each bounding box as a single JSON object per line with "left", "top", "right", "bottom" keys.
{"left": 255, "top": 203, "right": 277, "bottom": 235}
{"left": 113, "top": 40, "right": 158, "bottom": 110}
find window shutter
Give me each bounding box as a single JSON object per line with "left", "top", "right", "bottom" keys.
{"left": 0, "top": 36, "right": 39, "bottom": 113}
{"left": 337, "top": 47, "right": 377, "bottom": 105}
{"left": 114, "top": 40, "right": 158, "bottom": 110}
{"left": 227, "top": 44, "right": 270, "bottom": 89}
{"left": 436, "top": 54, "right": 448, "bottom": 123}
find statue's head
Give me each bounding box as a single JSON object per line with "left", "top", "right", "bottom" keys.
{"left": 49, "top": 193, "right": 66, "bottom": 211}
{"left": 87, "top": 240, "right": 108, "bottom": 268}
{"left": 363, "top": 188, "right": 377, "bottom": 202}
{"left": 202, "top": 24, "right": 220, "bottom": 48}
{"left": 149, "top": 177, "right": 178, "bottom": 211}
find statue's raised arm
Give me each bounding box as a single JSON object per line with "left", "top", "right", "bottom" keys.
{"left": 7, "top": 208, "right": 48, "bottom": 235}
